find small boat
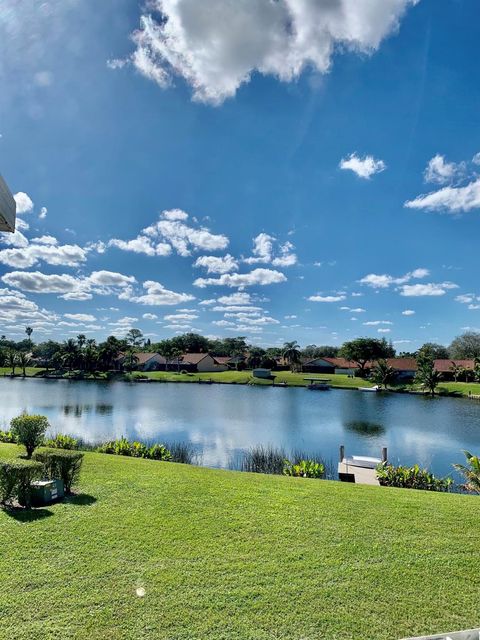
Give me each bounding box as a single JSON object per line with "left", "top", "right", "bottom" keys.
{"left": 359, "top": 385, "right": 381, "bottom": 392}
{"left": 198, "top": 379, "right": 213, "bottom": 384}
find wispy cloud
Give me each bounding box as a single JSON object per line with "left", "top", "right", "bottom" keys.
{"left": 339, "top": 153, "right": 386, "bottom": 179}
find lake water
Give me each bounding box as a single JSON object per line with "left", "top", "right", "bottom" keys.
{"left": 1, "top": 378, "right": 480, "bottom": 476}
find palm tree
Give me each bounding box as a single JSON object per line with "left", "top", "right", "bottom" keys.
{"left": 415, "top": 361, "right": 442, "bottom": 396}
{"left": 18, "top": 351, "right": 32, "bottom": 377}
{"left": 7, "top": 349, "right": 18, "bottom": 375}
{"left": 453, "top": 450, "right": 480, "bottom": 494}
{"left": 449, "top": 362, "right": 463, "bottom": 382}
{"left": 282, "top": 341, "right": 301, "bottom": 371}
{"left": 98, "top": 339, "right": 121, "bottom": 371}
{"left": 25, "top": 326, "right": 33, "bottom": 349}
{"left": 371, "top": 359, "right": 396, "bottom": 389}
{"left": 61, "top": 339, "right": 79, "bottom": 372}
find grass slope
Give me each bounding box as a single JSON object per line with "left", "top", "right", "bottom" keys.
{"left": 0, "top": 444, "right": 479, "bottom": 640}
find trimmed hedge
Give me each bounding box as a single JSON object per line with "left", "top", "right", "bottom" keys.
{"left": 0, "top": 459, "right": 43, "bottom": 508}
{"left": 33, "top": 448, "right": 84, "bottom": 494}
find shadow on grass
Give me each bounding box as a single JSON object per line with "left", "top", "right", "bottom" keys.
{"left": 64, "top": 493, "right": 97, "bottom": 506}
{"left": 3, "top": 506, "right": 54, "bottom": 522}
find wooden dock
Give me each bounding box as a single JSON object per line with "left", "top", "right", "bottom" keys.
{"left": 337, "top": 446, "right": 387, "bottom": 486}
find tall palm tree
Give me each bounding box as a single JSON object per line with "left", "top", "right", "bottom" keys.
{"left": 453, "top": 450, "right": 480, "bottom": 494}
{"left": 25, "top": 326, "right": 33, "bottom": 349}
{"left": 449, "top": 362, "right": 463, "bottom": 382}
{"left": 123, "top": 350, "right": 139, "bottom": 372}
{"left": 18, "top": 351, "right": 31, "bottom": 377}
{"left": 7, "top": 349, "right": 18, "bottom": 375}
{"left": 62, "top": 339, "right": 79, "bottom": 372}
{"left": 282, "top": 341, "right": 301, "bottom": 371}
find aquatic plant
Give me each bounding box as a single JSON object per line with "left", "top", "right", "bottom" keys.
{"left": 376, "top": 462, "right": 452, "bottom": 492}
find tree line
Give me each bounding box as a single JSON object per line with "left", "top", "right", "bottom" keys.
{"left": 2, "top": 327, "right": 480, "bottom": 377}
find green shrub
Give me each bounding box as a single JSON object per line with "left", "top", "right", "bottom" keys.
{"left": 114, "top": 437, "right": 133, "bottom": 456}
{"left": 131, "top": 441, "right": 148, "bottom": 458}
{"left": 148, "top": 444, "right": 172, "bottom": 461}
{"left": 283, "top": 459, "right": 325, "bottom": 479}
{"left": 10, "top": 413, "right": 49, "bottom": 458}
{"left": 44, "top": 434, "right": 79, "bottom": 450}
{"left": 376, "top": 463, "right": 452, "bottom": 492}
{"left": 33, "top": 449, "right": 84, "bottom": 494}
{"left": 96, "top": 440, "right": 116, "bottom": 454}
{"left": 0, "top": 430, "right": 16, "bottom": 444}
{"left": 0, "top": 459, "right": 43, "bottom": 508}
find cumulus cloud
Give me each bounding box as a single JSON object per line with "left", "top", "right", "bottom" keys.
{"left": 124, "top": 280, "right": 195, "bottom": 305}
{"left": 405, "top": 177, "right": 480, "bottom": 214}
{"left": 110, "top": 209, "right": 228, "bottom": 257}
{"left": 0, "top": 287, "right": 57, "bottom": 325}
{"left": 193, "top": 254, "right": 238, "bottom": 274}
{"left": 402, "top": 309, "right": 415, "bottom": 315}
{"left": 64, "top": 313, "right": 96, "bottom": 322}
{"left": 142, "top": 313, "right": 158, "bottom": 320}
{"left": 0, "top": 240, "right": 87, "bottom": 269}
{"left": 13, "top": 192, "right": 34, "bottom": 214}
{"left": 399, "top": 282, "right": 459, "bottom": 297}
{"left": 193, "top": 268, "right": 286, "bottom": 289}
{"left": 424, "top": 154, "right": 464, "bottom": 185}
{"left": 163, "top": 312, "right": 198, "bottom": 322}
{"left": 339, "top": 153, "right": 386, "bottom": 179}
{"left": 125, "top": 0, "right": 417, "bottom": 105}
{"left": 1, "top": 269, "right": 136, "bottom": 301}
{"left": 359, "top": 268, "right": 429, "bottom": 289}
{"left": 308, "top": 294, "right": 346, "bottom": 302}
{"left": 244, "top": 233, "right": 297, "bottom": 267}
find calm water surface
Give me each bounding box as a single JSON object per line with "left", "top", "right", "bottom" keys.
{"left": 2, "top": 378, "right": 480, "bottom": 475}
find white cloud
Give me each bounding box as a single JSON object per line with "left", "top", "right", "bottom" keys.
{"left": 399, "top": 282, "right": 459, "bottom": 297}
{"left": 217, "top": 292, "right": 252, "bottom": 306}
{"left": 163, "top": 313, "right": 198, "bottom": 322}
{"left": 194, "top": 268, "right": 286, "bottom": 289}
{"left": 402, "top": 309, "right": 415, "bottom": 316}
{"left": 162, "top": 209, "right": 189, "bottom": 221}
{"left": 0, "top": 288, "right": 57, "bottom": 325}
{"left": 359, "top": 268, "right": 429, "bottom": 289}
{"left": 127, "top": 0, "right": 417, "bottom": 105}
{"left": 405, "top": 177, "right": 480, "bottom": 213}
{"left": 339, "top": 153, "right": 386, "bottom": 179}
{"left": 363, "top": 320, "right": 393, "bottom": 326}
{"left": 142, "top": 313, "right": 158, "bottom": 320}
{"left": 194, "top": 254, "right": 238, "bottom": 274}
{"left": 13, "top": 192, "right": 34, "bottom": 214}
{"left": 0, "top": 241, "right": 87, "bottom": 268}
{"left": 109, "top": 236, "right": 171, "bottom": 257}
{"left": 244, "top": 234, "right": 297, "bottom": 267}
{"left": 473, "top": 152, "right": 480, "bottom": 166}
{"left": 377, "top": 328, "right": 391, "bottom": 333}
{"left": 39, "top": 207, "right": 48, "bottom": 219}
{"left": 424, "top": 154, "right": 463, "bottom": 184}
{"left": 2, "top": 271, "right": 82, "bottom": 294}
{"left": 308, "top": 295, "right": 346, "bottom": 302}
{"left": 64, "top": 313, "right": 96, "bottom": 322}
{"left": 124, "top": 280, "right": 195, "bottom": 306}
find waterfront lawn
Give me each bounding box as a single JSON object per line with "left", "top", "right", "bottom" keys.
{"left": 0, "top": 443, "right": 479, "bottom": 640}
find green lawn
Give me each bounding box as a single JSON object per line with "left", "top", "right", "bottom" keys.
{"left": 3, "top": 366, "right": 480, "bottom": 396}
{"left": 0, "top": 443, "right": 479, "bottom": 640}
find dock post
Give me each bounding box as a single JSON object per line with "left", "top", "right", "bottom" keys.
{"left": 381, "top": 447, "right": 388, "bottom": 463}
{"left": 339, "top": 445, "right": 345, "bottom": 462}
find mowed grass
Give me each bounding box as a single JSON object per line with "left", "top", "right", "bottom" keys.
{"left": 0, "top": 444, "right": 479, "bottom": 640}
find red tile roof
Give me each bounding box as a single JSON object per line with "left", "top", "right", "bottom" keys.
{"left": 433, "top": 359, "right": 475, "bottom": 372}
{"left": 181, "top": 353, "right": 210, "bottom": 365}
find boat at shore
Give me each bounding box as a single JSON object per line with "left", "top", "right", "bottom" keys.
{"left": 359, "top": 385, "right": 381, "bottom": 392}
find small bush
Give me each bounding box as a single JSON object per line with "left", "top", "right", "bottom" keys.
{"left": 148, "top": 443, "right": 172, "bottom": 461}
{"left": 44, "top": 434, "right": 79, "bottom": 450}
{"left": 33, "top": 449, "right": 84, "bottom": 494}
{"left": 0, "top": 430, "right": 16, "bottom": 444}
{"left": 0, "top": 459, "right": 43, "bottom": 508}
{"left": 376, "top": 463, "right": 452, "bottom": 492}
{"left": 10, "top": 413, "right": 49, "bottom": 458}
{"left": 131, "top": 441, "right": 148, "bottom": 458}
{"left": 283, "top": 459, "right": 325, "bottom": 479}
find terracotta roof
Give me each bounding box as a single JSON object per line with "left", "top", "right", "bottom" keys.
{"left": 434, "top": 359, "right": 475, "bottom": 372}
{"left": 134, "top": 352, "right": 166, "bottom": 365}
{"left": 181, "top": 352, "right": 210, "bottom": 365}
{"left": 213, "top": 356, "right": 232, "bottom": 365}
{"left": 386, "top": 358, "right": 417, "bottom": 371}
{"left": 321, "top": 357, "right": 359, "bottom": 368}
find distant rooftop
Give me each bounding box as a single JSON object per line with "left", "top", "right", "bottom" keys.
{"left": 0, "top": 174, "right": 16, "bottom": 232}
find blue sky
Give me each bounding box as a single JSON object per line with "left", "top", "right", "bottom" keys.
{"left": 1, "top": 0, "right": 480, "bottom": 349}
